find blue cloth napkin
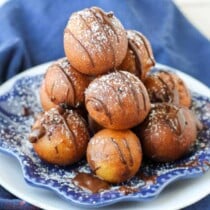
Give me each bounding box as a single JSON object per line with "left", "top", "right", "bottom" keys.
{"left": 0, "top": 0, "right": 209, "bottom": 209}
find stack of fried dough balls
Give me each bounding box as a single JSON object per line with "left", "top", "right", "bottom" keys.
{"left": 29, "top": 6, "right": 200, "bottom": 184}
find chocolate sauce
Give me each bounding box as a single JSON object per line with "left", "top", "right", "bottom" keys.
{"left": 21, "top": 106, "right": 33, "bottom": 117}
{"left": 155, "top": 75, "right": 172, "bottom": 102}
{"left": 88, "top": 9, "right": 115, "bottom": 66}
{"left": 64, "top": 28, "right": 95, "bottom": 67}
{"left": 79, "top": 11, "right": 111, "bottom": 66}
{"left": 91, "top": 7, "right": 119, "bottom": 42}
{"left": 128, "top": 39, "right": 142, "bottom": 79}
{"left": 110, "top": 137, "right": 127, "bottom": 165}
{"left": 100, "top": 79, "right": 123, "bottom": 108}
{"left": 148, "top": 72, "right": 176, "bottom": 104}
{"left": 54, "top": 146, "right": 59, "bottom": 154}
{"left": 86, "top": 97, "right": 113, "bottom": 124}
{"left": 156, "top": 71, "right": 179, "bottom": 104}
{"left": 151, "top": 103, "right": 186, "bottom": 136}
{"left": 135, "top": 32, "right": 155, "bottom": 66}
{"left": 118, "top": 71, "right": 141, "bottom": 114}
{"left": 59, "top": 113, "right": 78, "bottom": 152}
{"left": 122, "top": 138, "right": 133, "bottom": 166}
{"left": 29, "top": 127, "right": 45, "bottom": 143}
{"left": 121, "top": 71, "right": 147, "bottom": 111}
{"left": 53, "top": 63, "right": 76, "bottom": 106}
{"left": 73, "top": 172, "right": 110, "bottom": 193}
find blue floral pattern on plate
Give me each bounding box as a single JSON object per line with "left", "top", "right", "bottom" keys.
{"left": 0, "top": 72, "right": 209, "bottom": 208}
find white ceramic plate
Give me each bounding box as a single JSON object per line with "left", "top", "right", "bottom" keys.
{"left": 0, "top": 62, "right": 209, "bottom": 210}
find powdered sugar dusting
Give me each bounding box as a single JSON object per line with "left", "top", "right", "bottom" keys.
{"left": 0, "top": 71, "right": 209, "bottom": 207}
{"left": 66, "top": 7, "right": 127, "bottom": 68}
{"left": 86, "top": 71, "right": 146, "bottom": 101}
{"left": 127, "top": 30, "right": 144, "bottom": 46}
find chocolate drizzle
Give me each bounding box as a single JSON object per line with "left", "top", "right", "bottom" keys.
{"left": 119, "top": 71, "right": 145, "bottom": 113}
{"left": 86, "top": 97, "right": 112, "bottom": 124}
{"left": 122, "top": 138, "right": 133, "bottom": 166}
{"left": 135, "top": 32, "right": 155, "bottom": 66}
{"left": 110, "top": 137, "right": 126, "bottom": 165}
{"left": 29, "top": 127, "right": 45, "bottom": 143}
{"left": 126, "top": 30, "right": 155, "bottom": 79}
{"left": 53, "top": 63, "right": 76, "bottom": 106}
{"left": 21, "top": 106, "right": 33, "bottom": 117}
{"left": 64, "top": 28, "right": 95, "bottom": 67}
{"left": 54, "top": 146, "right": 59, "bottom": 154}
{"left": 128, "top": 38, "right": 142, "bottom": 78}
{"left": 156, "top": 75, "right": 171, "bottom": 101}
{"left": 60, "top": 113, "right": 78, "bottom": 152}
{"left": 165, "top": 105, "right": 186, "bottom": 136}
{"left": 89, "top": 8, "right": 116, "bottom": 66}
{"left": 91, "top": 7, "right": 120, "bottom": 42}
{"left": 159, "top": 71, "right": 179, "bottom": 104}
{"left": 78, "top": 12, "right": 108, "bottom": 63}
{"left": 147, "top": 71, "right": 180, "bottom": 105}
{"left": 101, "top": 78, "right": 123, "bottom": 108}
{"left": 29, "top": 109, "right": 80, "bottom": 152}
{"left": 150, "top": 103, "right": 187, "bottom": 137}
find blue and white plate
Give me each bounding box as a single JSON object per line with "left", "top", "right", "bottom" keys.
{"left": 0, "top": 63, "right": 209, "bottom": 208}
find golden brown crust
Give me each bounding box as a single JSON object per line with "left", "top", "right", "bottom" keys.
{"left": 144, "top": 70, "right": 191, "bottom": 107}
{"left": 64, "top": 7, "right": 128, "bottom": 75}
{"left": 118, "top": 30, "right": 155, "bottom": 81}
{"left": 40, "top": 80, "right": 57, "bottom": 111}
{"left": 29, "top": 108, "right": 90, "bottom": 166}
{"left": 136, "top": 103, "right": 197, "bottom": 162}
{"left": 40, "top": 57, "right": 90, "bottom": 111}
{"left": 88, "top": 115, "right": 103, "bottom": 135}
{"left": 174, "top": 74, "right": 191, "bottom": 107}
{"left": 87, "top": 129, "right": 142, "bottom": 183}
{"left": 85, "top": 71, "right": 151, "bottom": 129}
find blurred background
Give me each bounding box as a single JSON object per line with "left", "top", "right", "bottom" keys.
{"left": 0, "top": 0, "right": 209, "bottom": 40}
{"left": 0, "top": 0, "right": 210, "bottom": 86}
{"left": 174, "top": 0, "right": 210, "bottom": 39}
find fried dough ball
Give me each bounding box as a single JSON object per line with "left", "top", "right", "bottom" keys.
{"left": 135, "top": 103, "right": 198, "bottom": 162}
{"left": 29, "top": 108, "right": 90, "bottom": 166}
{"left": 40, "top": 57, "right": 90, "bottom": 111}
{"left": 144, "top": 70, "right": 191, "bottom": 107}
{"left": 85, "top": 71, "right": 151, "bottom": 129}
{"left": 87, "top": 129, "right": 142, "bottom": 183}
{"left": 64, "top": 7, "right": 128, "bottom": 75}
{"left": 118, "top": 30, "right": 155, "bottom": 81}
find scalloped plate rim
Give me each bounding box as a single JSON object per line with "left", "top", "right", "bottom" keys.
{"left": 0, "top": 62, "right": 209, "bottom": 209}
{"left": 0, "top": 146, "right": 207, "bottom": 208}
